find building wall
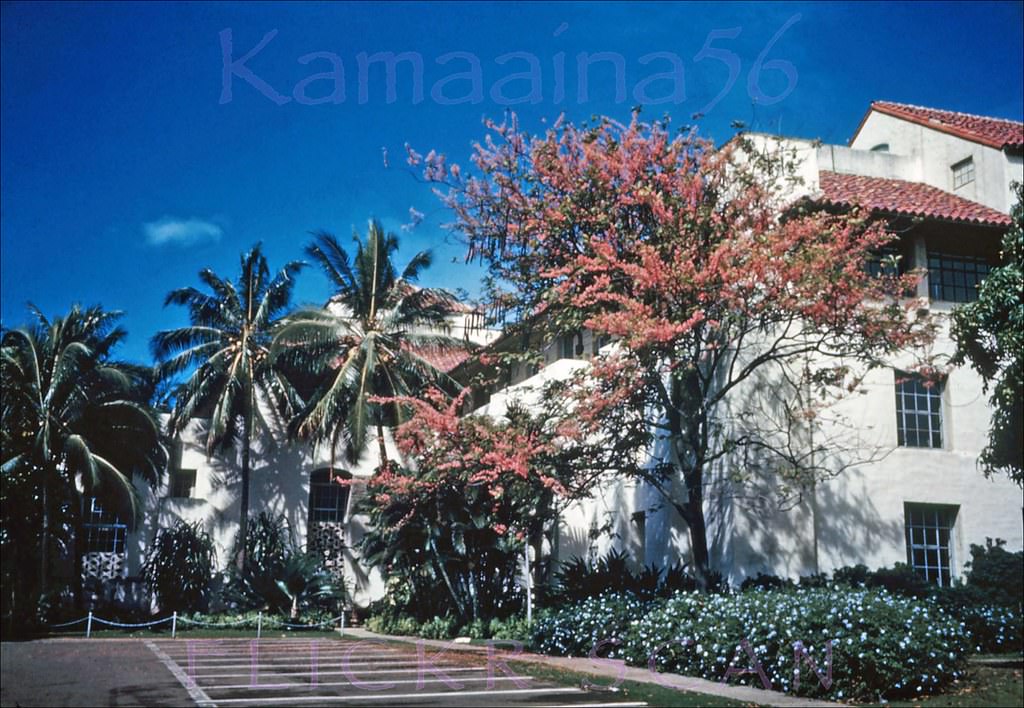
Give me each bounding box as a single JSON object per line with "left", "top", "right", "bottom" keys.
{"left": 850, "top": 111, "right": 1023, "bottom": 213}
{"left": 124, "top": 408, "right": 400, "bottom": 611}
{"left": 706, "top": 308, "right": 1022, "bottom": 586}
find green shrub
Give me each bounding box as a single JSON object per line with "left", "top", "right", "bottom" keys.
{"left": 961, "top": 539, "right": 1024, "bottom": 609}
{"left": 532, "top": 592, "right": 659, "bottom": 658}
{"left": 618, "top": 587, "right": 967, "bottom": 702}
{"left": 798, "top": 573, "right": 829, "bottom": 588}
{"left": 867, "top": 563, "right": 932, "bottom": 598}
{"left": 832, "top": 564, "right": 871, "bottom": 587}
{"left": 931, "top": 597, "right": 1023, "bottom": 653}
{"left": 488, "top": 615, "right": 532, "bottom": 641}
{"left": 222, "top": 513, "right": 345, "bottom": 618}
{"left": 740, "top": 573, "right": 793, "bottom": 592}
{"left": 419, "top": 615, "right": 458, "bottom": 639}
{"left": 142, "top": 520, "right": 215, "bottom": 613}
{"left": 549, "top": 551, "right": 719, "bottom": 603}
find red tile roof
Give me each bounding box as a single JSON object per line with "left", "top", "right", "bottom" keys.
{"left": 402, "top": 341, "right": 473, "bottom": 373}
{"left": 855, "top": 101, "right": 1024, "bottom": 150}
{"left": 818, "top": 171, "right": 1012, "bottom": 227}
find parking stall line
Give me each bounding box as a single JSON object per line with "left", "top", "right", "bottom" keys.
{"left": 191, "top": 666, "right": 492, "bottom": 680}
{"left": 147, "top": 639, "right": 648, "bottom": 708}
{"left": 144, "top": 639, "right": 217, "bottom": 708}
{"left": 201, "top": 676, "right": 535, "bottom": 691}
{"left": 208, "top": 687, "right": 582, "bottom": 704}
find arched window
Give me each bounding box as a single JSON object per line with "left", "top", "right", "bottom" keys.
{"left": 870, "top": 143, "right": 889, "bottom": 152}
{"left": 308, "top": 469, "right": 351, "bottom": 523}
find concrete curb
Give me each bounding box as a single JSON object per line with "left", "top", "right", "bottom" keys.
{"left": 344, "top": 627, "right": 842, "bottom": 707}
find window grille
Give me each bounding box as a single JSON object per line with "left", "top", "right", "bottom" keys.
{"left": 905, "top": 504, "right": 957, "bottom": 587}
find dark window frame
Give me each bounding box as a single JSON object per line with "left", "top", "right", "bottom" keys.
{"left": 895, "top": 371, "right": 944, "bottom": 449}
{"left": 169, "top": 468, "right": 197, "bottom": 499}
{"left": 83, "top": 497, "right": 127, "bottom": 554}
{"left": 308, "top": 469, "right": 351, "bottom": 524}
{"left": 905, "top": 503, "right": 958, "bottom": 587}
{"left": 928, "top": 251, "right": 991, "bottom": 303}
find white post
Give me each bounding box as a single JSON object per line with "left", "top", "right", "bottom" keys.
{"left": 257, "top": 611, "right": 262, "bottom": 639}
{"left": 171, "top": 611, "right": 177, "bottom": 638}
{"left": 340, "top": 609, "right": 346, "bottom": 636}
{"left": 524, "top": 545, "right": 533, "bottom": 627}
{"left": 86, "top": 611, "right": 93, "bottom": 638}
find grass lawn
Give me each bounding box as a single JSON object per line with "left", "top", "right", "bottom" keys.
{"left": 881, "top": 664, "right": 1023, "bottom": 708}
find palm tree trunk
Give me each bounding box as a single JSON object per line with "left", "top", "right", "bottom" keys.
{"left": 39, "top": 481, "right": 50, "bottom": 597}
{"left": 72, "top": 500, "right": 85, "bottom": 610}
{"left": 376, "top": 423, "right": 388, "bottom": 470}
{"left": 236, "top": 415, "right": 252, "bottom": 572}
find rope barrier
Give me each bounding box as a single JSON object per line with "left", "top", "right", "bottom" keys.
{"left": 176, "top": 616, "right": 254, "bottom": 627}
{"left": 90, "top": 616, "right": 174, "bottom": 628}
{"left": 46, "top": 610, "right": 347, "bottom": 637}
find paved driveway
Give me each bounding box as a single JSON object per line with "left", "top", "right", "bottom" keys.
{"left": 2, "top": 638, "right": 647, "bottom": 707}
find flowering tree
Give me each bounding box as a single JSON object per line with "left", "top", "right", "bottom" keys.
{"left": 360, "top": 387, "right": 603, "bottom": 623}
{"left": 418, "top": 113, "right": 936, "bottom": 584}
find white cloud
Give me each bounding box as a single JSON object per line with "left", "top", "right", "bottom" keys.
{"left": 143, "top": 217, "right": 223, "bottom": 246}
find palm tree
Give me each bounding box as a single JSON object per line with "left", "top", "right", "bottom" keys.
{"left": 152, "top": 245, "right": 304, "bottom": 570}
{"left": 273, "top": 220, "right": 465, "bottom": 468}
{"left": 1, "top": 305, "right": 165, "bottom": 611}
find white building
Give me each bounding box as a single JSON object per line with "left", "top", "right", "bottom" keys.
{"left": 84, "top": 102, "right": 1023, "bottom": 609}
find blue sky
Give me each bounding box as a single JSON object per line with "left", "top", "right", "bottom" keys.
{"left": 2, "top": 1, "right": 1022, "bottom": 364}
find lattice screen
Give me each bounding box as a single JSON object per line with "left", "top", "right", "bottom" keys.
{"left": 81, "top": 551, "right": 126, "bottom": 582}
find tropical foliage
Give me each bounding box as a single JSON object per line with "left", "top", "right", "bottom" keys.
{"left": 222, "top": 512, "right": 344, "bottom": 619}
{"left": 152, "top": 245, "right": 304, "bottom": 569}
{"left": 952, "top": 181, "right": 1024, "bottom": 486}
{"left": 142, "top": 519, "right": 215, "bottom": 613}
{"left": 359, "top": 389, "right": 575, "bottom": 625}
{"left": 420, "top": 113, "right": 937, "bottom": 583}
{"left": 359, "top": 379, "right": 625, "bottom": 625}
{"left": 1, "top": 305, "right": 165, "bottom": 623}
{"left": 273, "top": 221, "right": 464, "bottom": 467}
{"left": 549, "top": 550, "right": 718, "bottom": 603}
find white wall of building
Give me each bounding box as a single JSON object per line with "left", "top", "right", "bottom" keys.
{"left": 851, "top": 110, "right": 1024, "bottom": 212}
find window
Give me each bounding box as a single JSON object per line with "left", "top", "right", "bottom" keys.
{"left": 308, "top": 469, "right": 350, "bottom": 523}
{"left": 866, "top": 245, "right": 904, "bottom": 278}
{"left": 558, "top": 332, "right": 581, "bottom": 359}
{"left": 895, "top": 372, "right": 943, "bottom": 448}
{"left": 169, "top": 469, "right": 196, "bottom": 498}
{"left": 870, "top": 143, "right": 890, "bottom": 152}
{"left": 951, "top": 157, "right": 975, "bottom": 189}
{"left": 905, "top": 504, "right": 957, "bottom": 587}
{"left": 83, "top": 498, "right": 127, "bottom": 554}
{"left": 928, "top": 251, "right": 991, "bottom": 302}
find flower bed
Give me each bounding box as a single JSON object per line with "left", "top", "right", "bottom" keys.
{"left": 531, "top": 592, "right": 662, "bottom": 658}
{"left": 533, "top": 586, "right": 973, "bottom": 702}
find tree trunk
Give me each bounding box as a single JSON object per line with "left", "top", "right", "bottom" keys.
{"left": 39, "top": 481, "right": 50, "bottom": 598}
{"left": 666, "top": 370, "right": 713, "bottom": 591}
{"left": 376, "top": 423, "right": 389, "bottom": 470}
{"left": 683, "top": 472, "right": 711, "bottom": 590}
{"left": 236, "top": 416, "right": 252, "bottom": 572}
{"left": 72, "top": 499, "right": 85, "bottom": 610}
